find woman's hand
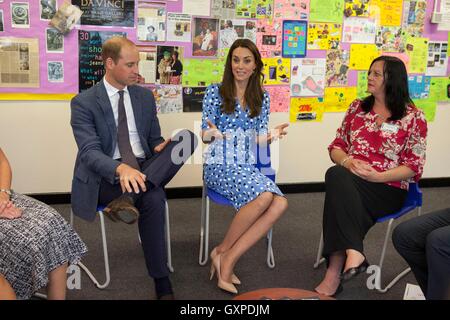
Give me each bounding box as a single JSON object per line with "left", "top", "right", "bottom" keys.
{"left": 202, "top": 120, "right": 225, "bottom": 143}
{"left": 345, "top": 159, "right": 383, "bottom": 183}
{"left": 0, "top": 200, "right": 22, "bottom": 219}
{"left": 267, "top": 123, "right": 289, "bottom": 144}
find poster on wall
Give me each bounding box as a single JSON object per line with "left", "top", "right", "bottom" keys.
{"left": 290, "top": 58, "right": 326, "bottom": 97}
{"left": 137, "top": 45, "right": 157, "bottom": 84}
{"left": 0, "top": 37, "right": 39, "bottom": 87}
{"left": 137, "top": 4, "right": 166, "bottom": 42}
{"left": 166, "top": 13, "right": 192, "bottom": 43}
{"left": 78, "top": 30, "right": 126, "bottom": 92}
{"left": 156, "top": 46, "right": 183, "bottom": 84}
{"left": 219, "top": 19, "right": 256, "bottom": 49}
{"left": 182, "top": 86, "right": 206, "bottom": 112}
{"left": 192, "top": 17, "right": 219, "bottom": 57}
{"left": 72, "top": 0, "right": 135, "bottom": 27}
{"left": 151, "top": 85, "right": 183, "bottom": 113}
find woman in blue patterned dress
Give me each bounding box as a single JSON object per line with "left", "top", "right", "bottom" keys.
{"left": 202, "top": 39, "right": 289, "bottom": 294}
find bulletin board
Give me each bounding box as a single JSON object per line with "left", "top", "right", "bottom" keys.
{"left": 0, "top": 0, "right": 449, "bottom": 122}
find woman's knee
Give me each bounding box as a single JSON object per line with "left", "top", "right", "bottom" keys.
{"left": 254, "top": 192, "right": 273, "bottom": 211}
{"left": 267, "top": 196, "right": 288, "bottom": 221}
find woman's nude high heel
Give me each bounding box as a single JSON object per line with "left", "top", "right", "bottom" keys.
{"left": 210, "top": 248, "right": 241, "bottom": 285}
{"left": 210, "top": 253, "right": 238, "bottom": 294}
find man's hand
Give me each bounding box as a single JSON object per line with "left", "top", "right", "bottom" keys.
{"left": 202, "top": 120, "right": 225, "bottom": 143}
{"left": 267, "top": 123, "right": 289, "bottom": 143}
{"left": 0, "top": 201, "right": 22, "bottom": 220}
{"left": 116, "top": 163, "right": 147, "bottom": 194}
{"left": 154, "top": 138, "right": 171, "bottom": 153}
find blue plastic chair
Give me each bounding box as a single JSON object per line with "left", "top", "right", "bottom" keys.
{"left": 313, "top": 182, "right": 422, "bottom": 293}
{"left": 70, "top": 201, "right": 173, "bottom": 289}
{"left": 199, "top": 143, "right": 277, "bottom": 268}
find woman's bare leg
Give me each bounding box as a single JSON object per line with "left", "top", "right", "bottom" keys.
{"left": 315, "top": 251, "right": 346, "bottom": 296}
{"left": 47, "top": 263, "right": 68, "bottom": 300}
{"left": 220, "top": 195, "right": 288, "bottom": 282}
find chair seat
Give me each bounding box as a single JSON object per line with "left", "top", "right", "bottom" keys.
{"left": 376, "top": 204, "right": 420, "bottom": 223}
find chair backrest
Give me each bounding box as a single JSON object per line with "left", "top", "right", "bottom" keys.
{"left": 255, "top": 143, "right": 275, "bottom": 182}
{"left": 376, "top": 182, "right": 422, "bottom": 223}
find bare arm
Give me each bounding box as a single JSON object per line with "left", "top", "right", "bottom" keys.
{"left": 0, "top": 148, "right": 22, "bottom": 219}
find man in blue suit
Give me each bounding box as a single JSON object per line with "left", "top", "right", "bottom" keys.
{"left": 70, "top": 37, "right": 196, "bottom": 299}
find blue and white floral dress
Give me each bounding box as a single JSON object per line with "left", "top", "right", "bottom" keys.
{"left": 201, "top": 84, "right": 283, "bottom": 210}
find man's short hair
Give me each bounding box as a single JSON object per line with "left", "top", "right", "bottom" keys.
{"left": 101, "top": 36, "right": 135, "bottom": 64}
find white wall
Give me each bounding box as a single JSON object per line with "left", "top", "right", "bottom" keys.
{"left": 0, "top": 100, "right": 449, "bottom": 194}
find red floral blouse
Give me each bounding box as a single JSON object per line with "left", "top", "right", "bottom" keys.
{"left": 328, "top": 99, "right": 428, "bottom": 190}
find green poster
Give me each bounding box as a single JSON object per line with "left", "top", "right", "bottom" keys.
{"left": 428, "top": 77, "right": 450, "bottom": 102}
{"left": 414, "top": 99, "right": 436, "bottom": 122}
{"left": 182, "top": 59, "right": 224, "bottom": 87}
{"left": 309, "top": 0, "right": 344, "bottom": 23}
{"left": 357, "top": 71, "right": 368, "bottom": 99}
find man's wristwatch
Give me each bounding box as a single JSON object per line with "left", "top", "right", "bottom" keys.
{"left": 0, "top": 189, "right": 12, "bottom": 196}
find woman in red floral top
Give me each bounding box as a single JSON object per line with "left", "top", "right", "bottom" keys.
{"left": 315, "top": 56, "right": 427, "bottom": 297}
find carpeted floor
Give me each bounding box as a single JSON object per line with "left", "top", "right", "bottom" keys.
{"left": 48, "top": 187, "right": 450, "bottom": 300}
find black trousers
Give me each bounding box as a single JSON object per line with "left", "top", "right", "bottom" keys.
{"left": 393, "top": 208, "right": 450, "bottom": 299}
{"left": 322, "top": 165, "right": 407, "bottom": 260}
{"left": 98, "top": 130, "right": 197, "bottom": 279}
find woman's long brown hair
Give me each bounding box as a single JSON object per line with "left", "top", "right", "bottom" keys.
{"left": 219, "top": 39, "right": 264, "bottom": 118}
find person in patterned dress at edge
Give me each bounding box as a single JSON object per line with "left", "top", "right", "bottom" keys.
{"left": 0, "top": 148, "right": 87, "bottom": 300}
{"left": 201, "top": 39, "right": 289, "bottom": 294}
{"left": 315, "top": 56, "right": 427, "bottom": 297}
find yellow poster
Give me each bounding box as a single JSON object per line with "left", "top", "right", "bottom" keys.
{"left": 370, "top": 0, "right": 403, "bottom": 26}
{"left": 324, "top": 87, "right": 357, "bottom": 112}
{"left": 262, "top": 57, "right": 291, "bottom": 85}
{"left": 349, "top": 44, "right": 380, "bottom": 70}
{"left": 307, "top": 23, "right": 342, "bottom": 50}
{"left": 289, "top": 97, "right": 325, "bottom": 122}
{"left": 405, "top": 36, "right": 428, "bottom": 74}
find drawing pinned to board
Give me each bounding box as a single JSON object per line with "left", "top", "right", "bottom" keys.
{"left": 11, "top": 2, "right": 30, "bottom": 28}
{"left": 262, "top": 57, "right": 290, "bottom": 85}
{"left": 265, "top": 86, "right": 290, "bottom": 112}
{"left": 47, "top": 61, "right": 64, "bottom": 82}
{"left": 289, "top": 97, "right": 324, "bottom": 122}
{"left": 40, "top": 0, "right": 57, "bottom": 20}
{"left": 290, "top": 58, "right": 326, "bottom": 97}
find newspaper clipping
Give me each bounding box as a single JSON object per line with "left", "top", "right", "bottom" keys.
{"left": 0, "top": 37, "right": 39, "bottom": 87}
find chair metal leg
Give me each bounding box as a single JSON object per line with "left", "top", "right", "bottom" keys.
{"left": 314, "top": 231, "right": 326, "bottom": 269}
{"left": 71, "top": 210, "right": 111, "bottom": 289}
{"left": 165, "top": 201, "right": 174, "bottom": 273}
{"left": 199, "top": 185, "right": 210, "bottom": 266}
{"left": 375, "top": 216, "right": 413, "bottom": 293}
{"left": 266, "top": 228, "right": 275, "bottom": 268}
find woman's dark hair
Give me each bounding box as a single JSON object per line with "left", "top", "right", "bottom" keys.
{"left": 220, "top": 39, "right": 264, "bottom": 118}
{"left": 361, "top": 56, "right": 413, "bottom": 120}
{"left": 172, "top": 51, "right": 179, "bottom": 59}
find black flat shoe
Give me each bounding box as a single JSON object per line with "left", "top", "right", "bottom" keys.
{"left": 340, "top": 259, "right": 369, "bottom": 282}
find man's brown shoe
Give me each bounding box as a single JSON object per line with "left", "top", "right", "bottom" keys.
{"left": 103, "top": 195, "right": 139, "bottom": 224}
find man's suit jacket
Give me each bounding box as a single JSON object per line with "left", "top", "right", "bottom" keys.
{"left": 70, "top": 80, "right": 164, "bottom": 221}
